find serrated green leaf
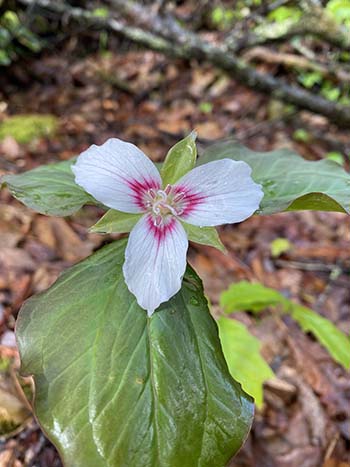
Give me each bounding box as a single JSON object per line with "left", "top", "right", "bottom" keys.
{"left": 1, "top": 159, "right": 97, "bottom": 216}
{"left": 220, "top": 281, "right": 283, "bottom": 313}
{"left": 183, "top": 222, "right": 225, "bottom": 252}
{"left": 288, "top": 304, "right": 350, "bottom": 369}
{"left": 199, "top": 141, "right": 350, "bottom": 214}
{"left": 218, "top": 317, "right": 274, "bottom": 408}
{"left": 220, "top": 281, "right": 350, "bottom": 369}
{"left": 161, "top": 131, "right": 197, "bottom": 186}
{"left": 90, "top": 209, "right": 142, "bottom": 233}
{"left": 17, "top": 240, "right": 253, "bottom": 467}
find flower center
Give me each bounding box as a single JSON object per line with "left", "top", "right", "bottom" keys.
{"left": 144, "top": 184, "right": 185, "bottom": 226}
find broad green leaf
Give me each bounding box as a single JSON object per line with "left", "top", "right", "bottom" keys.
{"left": 17, "top": 239, "right": 253, "bottom": 467}
{"left": 220, "top": 281, "right": 350, "bottom": 369}
{"left": 199, "top": 141, "right": 350, "bottom": 214}
{"left": 220, "top": 281, "right": 283, "bottom": 313}
{"left": 90, "top": 209, "right": 142, "bottom": 233}
{"left": 288, "top": 304, "right": 350, "bottom": 369}
{"left": 218, "top": 317, "right": 274, "bottom": 408}
{"left": 161, "top": 131, "right": 197, "bottom": 186}
{"left": 1, "top": 159, "right": 96, "bottom": 216}
{"left": 183, "top": 222, "right": 226, "bottom": 252}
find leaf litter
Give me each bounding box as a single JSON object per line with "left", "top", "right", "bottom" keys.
{"left": 0, "top": 41, "right": 349, "bottom": 467}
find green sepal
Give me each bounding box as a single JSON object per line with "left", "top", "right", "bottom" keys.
{"left": 183, "top": 222, "right": 226, "bottom": 252}
{"left": 90, "top": 209, "right": 142, "bottom": 233}
{"left": 161, "top": 131, "right": 197, "bottom": 186}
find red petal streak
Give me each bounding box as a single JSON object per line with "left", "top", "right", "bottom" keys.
{"left": 174, "top": 185, "right": 206, "bottom": 218}
{"left": 146, "top": 215, "right": 176, "bottom": 247}
{"left": 127, "top": 178, "right": 160, "bottom": 210}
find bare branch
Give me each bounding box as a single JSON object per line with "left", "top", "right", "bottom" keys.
{"left": 16, "top": 0, "right": 350, "bottom": 126}
{"left": 244, "top": 46, "right": 350, "bottom": 83}
{"left": 226, "top": 8, "right": 350, "bottom": 52}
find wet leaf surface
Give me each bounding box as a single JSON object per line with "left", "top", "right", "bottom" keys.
{"left": 17, "top": 240, "right": 253, "bottom": 467}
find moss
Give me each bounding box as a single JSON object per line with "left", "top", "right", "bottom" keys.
{"left": 0, "top": 114, "right": 58, "bottom": 143}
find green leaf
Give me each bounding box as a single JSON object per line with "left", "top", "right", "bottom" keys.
{"left": 326, "top": 151, "right": 345, "bottom": 166}
{"left": 270, "top": 238, "right": 292, "bottom": 257}
{"left": 268, "top": 6, "right": 302, "bottom": 22}
{"left": 298, "top": 71, "right": 323, "bottom": 89}
{"left": 1, "top": 159, "right": 96, "bottom": 216}
{"left": 321, "top": 81, "right": 341, "bottom": 102}
{"left": 17, "top": 240, "right": 253, "bottom": 467}
{"left": 161, "top": 131, "right": 197, "bottom": 186}
{"left": 220, "top": 281, "right": 283, "bottom": 313}
{"left": 199, "top": 102, "right": 213, "bottom": 114}
{"left": 0, "top": 49, "right": 11, "bottom": 65}
{"left": 199, "top": 141, "right": 350, "bottom": 214}
{"left": 288, "top": 304, "right": 350, "bottom": 369}
{"left": 218, "top": 317, "right": 274, "bottom": 408}
{"left": 92, "top": 7, "right": 109, "bottom": 17}
{"left": 293, "top": 128, "right": 310, "bottom": 142}
{"left": 90, "top": 209, "right": 142, "bottom": 233}
{"left": 220, "top": 281, "right": 350, "bottom": 369}
{"left": 326, "top": 0, "right": 350, "bottom": 24}
{"left": 183, "top": 222, "right": 226, "bottom": 252}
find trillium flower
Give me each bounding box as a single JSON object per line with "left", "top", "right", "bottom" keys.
{"left": 72, "top": 138, "right": 263, "bottom": 316}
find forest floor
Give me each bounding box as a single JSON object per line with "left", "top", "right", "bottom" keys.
{"left": 0, "top": 41, "right": 349, "bottom": 467}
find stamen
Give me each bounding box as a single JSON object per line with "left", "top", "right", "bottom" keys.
{"left": 173, "top": 192, "right": 185, "bottom": 203}
{"left": 153, "top": 203, "right": 161, "bottom": 215}
{"left": 154, "top": 215, "right": 163, "bottom": 227}
{"left": 146, "top": 185, "right": 185, "bottom": 226}
{"left": 167, "top": 205, "right": 178, "bottom": 216}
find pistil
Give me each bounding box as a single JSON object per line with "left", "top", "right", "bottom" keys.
{"left": 145, "top": 185, "right": 185, "bottom": 226}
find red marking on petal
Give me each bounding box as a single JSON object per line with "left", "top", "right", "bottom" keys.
{"left": 174, "top": 185, "right": 207, "bottom": 218}
{"left": 146, "top": 215, "right": 176, "bottom": 247}
{"left": 127, "top": 178, "right": 160, "bottom": 210}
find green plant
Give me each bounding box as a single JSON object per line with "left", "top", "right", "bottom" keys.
{"left": 0, "top": 10, "right": 42, "bottom": 66}
{"left": 2, "top": 136, "right": 350, "bottom": 466}
{"left": 219, "top": 281, "right": 350, "bottom": 406}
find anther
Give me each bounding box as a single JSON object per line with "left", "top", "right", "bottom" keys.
{"left": 154, "top": 215, "right": 163, "bottom": 227}
{"left": 173, "top": 192, "right": 185, "bottom": 203}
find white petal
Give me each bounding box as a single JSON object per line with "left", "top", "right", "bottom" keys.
{"left": 72, "top": 138, "right": 161, "bottom": 213}
{"left": 174, "top": 159, "right": 263, "bottom": 226}
{"left": 123, "top": 214, "right": 188, "bottom": 316}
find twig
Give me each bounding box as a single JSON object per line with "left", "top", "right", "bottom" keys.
{"left": 244, "top": 46, "right": 350, "bottom": 83}
{"left": 275, "top": 259, "right": 349, "bottom": 274}
{"left": 226, "top": 10, "right": 350, "bottom": 52}
{"left": 16, "top": 0, "right": 350, "bottom": 126}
